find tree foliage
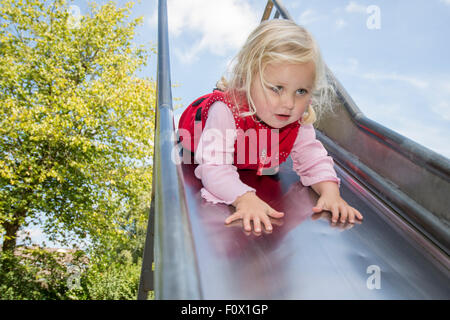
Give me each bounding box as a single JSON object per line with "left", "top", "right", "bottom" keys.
{"left": 0, "top": 0, "right": 155, "bottom": 257}
{"left": 0, "top": 246, "right": 148, "bottom": 300}
{"left": 0, "top": 246, "right": 86, "bottom": 299}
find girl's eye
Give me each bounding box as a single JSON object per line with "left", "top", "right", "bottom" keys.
{"left": 271, "top": 86, "right": 282, "bottom": 93}
{"left": 297, "top": 89, "right": 308, "bottom": 95}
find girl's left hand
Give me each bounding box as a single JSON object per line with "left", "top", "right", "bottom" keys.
{"left": 312, "top": 194, "right": 363, "bottom": 224}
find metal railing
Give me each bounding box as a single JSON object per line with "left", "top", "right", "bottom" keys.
{"left": 316, "top": 75, "right": 450, "bottom": 254}
{"left": 137, "top": 0, "right": 202, "bottom": 300}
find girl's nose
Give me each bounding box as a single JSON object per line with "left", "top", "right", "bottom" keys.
{"left": 281, "top": 92, "right": 295, "bottom": 110}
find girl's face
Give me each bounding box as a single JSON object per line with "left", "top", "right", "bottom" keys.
{"left": 250, "top": 61, "right": 315, "bottom": 128}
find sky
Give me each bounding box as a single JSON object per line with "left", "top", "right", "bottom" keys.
{"left": 67, "top": 0, "right": 450, "bottom": 157}
{"left": 13, "top": 0, "right": 450, "bottom": 247}
{"left": 142, "top": 0, "right": 450, "bottom": 159}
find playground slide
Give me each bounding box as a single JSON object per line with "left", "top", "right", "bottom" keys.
{"left": 179, "top": 157, "right": 449, "bottom": 299}
{"left": 138, "top": 0, "right": 450, "bottom": 300}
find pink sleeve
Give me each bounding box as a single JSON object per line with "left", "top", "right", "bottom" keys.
{"left": 291, "top": 124, "right": 341, "bottom": 187}
{"left": 194, "top": 101, "right": 255, "bottom": 205}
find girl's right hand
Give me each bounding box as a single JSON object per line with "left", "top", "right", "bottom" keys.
{"left": 226, "top": 191, "right": 284, "bottom": 232}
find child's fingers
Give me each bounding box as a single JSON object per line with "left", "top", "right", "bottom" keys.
{"left": 339, "top": 205, "right": 348, "bottom": 223}
{"left": 312, "top": 206, "right": 322, "bottom": 213}
{"left": 312, "top": 198, "right": 325, "bottom": 212}
{"left": 224, "top": 211, "right": 241, "bottom": 225}
{"left": 267, "top": 208, "right": 284, "bottom": 219}
{"left": 354, "top": 208, "right": 363, "bottom": 220}
{"left": 253, "top": 217, "right": 262, "bottom": 233}
{"left": 312, "top": 206, "right": 323, "bottom": 213}
{"left": 346, "top": 207, "right": 363, "bottom": 224}
{"left": 243, "top": 215, "right": 252, "bottom": 232}
{"left": 261, "top": 215, "right": 273, "bottom": 231}
{"left": 347, "top": 208, "right": 355, "bottom": 223}
{"left": 331, "top": 204, "right": 340, "bottom": 223}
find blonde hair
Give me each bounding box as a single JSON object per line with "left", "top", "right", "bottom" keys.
{"left": 217, "top": 19, "right": 335, "bottom": 125}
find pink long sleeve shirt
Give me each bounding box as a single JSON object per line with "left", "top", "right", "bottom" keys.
{"left": 193, "top": 101, "right": 340, "bottom": 205}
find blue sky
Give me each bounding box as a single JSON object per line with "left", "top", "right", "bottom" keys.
{"left": 15, "top": 0, "right": 450, "bottom": 246}
{"left": 71, "top": 0, "right": 450, "bottom": 157}
{"left": 145, "top": 0, "right": 450, "bottom": 158}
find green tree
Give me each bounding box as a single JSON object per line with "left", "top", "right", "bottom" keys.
{"left": 0, "top": 247, "right": 87, "bottom": 299}
{"left": 0, "top": 0, "right": 155, "bottom": 256}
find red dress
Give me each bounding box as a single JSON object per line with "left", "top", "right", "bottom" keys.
{"left": 178, "top": 90, "right": 301, "bottom": 175}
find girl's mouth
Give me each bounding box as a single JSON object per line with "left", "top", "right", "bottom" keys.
{"left": 275, "top": 114, "right": 290, "bottom": 121}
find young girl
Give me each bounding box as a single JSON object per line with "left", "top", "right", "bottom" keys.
{"left": 178, "top": 19, "right": 363, "bottom": 233}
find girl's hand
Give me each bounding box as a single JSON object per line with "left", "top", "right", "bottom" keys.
{"left": 311, "top": 181, "right": 363, "bottom": 224}
{"left": 226, "top": 191, "right": 284, "bottom": 232}
{"left": 312, "top": 193, "right": 363, "bottom": 224}
{"left": 225, "top": 216, "right": 284, "bottom": 236}
{"left": 311, "top": 211, "right": 362, "bottom": 231}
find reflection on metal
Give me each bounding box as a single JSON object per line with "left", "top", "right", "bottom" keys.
{"left": 316, "top": 72, "right": 450, "bottom": 255}
{"left": 271, "top": 0, "right": 293, "bottom": 20}
{"left": 137, "top": 0, "right": 201, "bottom": 300}
{"left": 317, "top": 130, "right": 450, "bottom": 256}
{"left": 179, "top": 159, "right": 450, "bottom": 299}
{"left": 138, "top": 0, "right": 450, "bottom": 299}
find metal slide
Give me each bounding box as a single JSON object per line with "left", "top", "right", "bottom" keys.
{"left": 138, "top": 0, "right": 450, "bottom": 299}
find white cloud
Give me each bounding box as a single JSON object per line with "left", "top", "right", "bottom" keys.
{"left": 389, "top": 117, "right": 450, "bottom": 159}
{"left": 359, "top": 74, "right": 450, "bottom": 124}
{"left": 174, "top": 44, "right": 203, "bottom": 65}
{"left": 330, "top": 58, "right": 359, "bottom": 74}
{"left": 331, "top": 59, "right": 450, "bottom": 158}
{"left": 431, "top": 101, "right": 450, "bottom": 121}
{"left": 439, "top": 80, "right": 450, "bottom": 94}
{"left": 333, "top": 60, "right": 430, "bottom": 90}
{"left": 351, "top": 94, "right": 450, "bottom": 159}
{"left": 345, "top": 1, "right": 367, "bottom": 14}
{"left": 162, "top": 0, "right": 259, "bottom": 63}
{"left": 439, "top": 0, "right": 450, "bottom": 6}
{"left": 430, "top": 80, "right": 450, "bottom": 121}
{"left": 298, "top": 9, "right": 322, "bottom": 25}
{"left": 362, "top": 72, "right": 429, "bottom": 89}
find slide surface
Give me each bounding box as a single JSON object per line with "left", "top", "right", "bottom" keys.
{"left": 180, "top": 158, "right": 450, "bottom": 299}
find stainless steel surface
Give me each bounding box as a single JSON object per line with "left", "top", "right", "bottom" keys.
{"left": 271, "top": 0, "right": 293, "bottom": 20}
{"left": 316, "top": 71, "right": 450, "bottom": 248}
{"left": 138, "top": 0, "right": 202, "bottom": 300}
{"left": 316, "top": 130, "right": 450, "bottom": 256}
{"left": 181, "top": 158, "right": 450, "bottom": 299}
{"left": 260, "top": 0, "right": 274, "bottom": 22}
